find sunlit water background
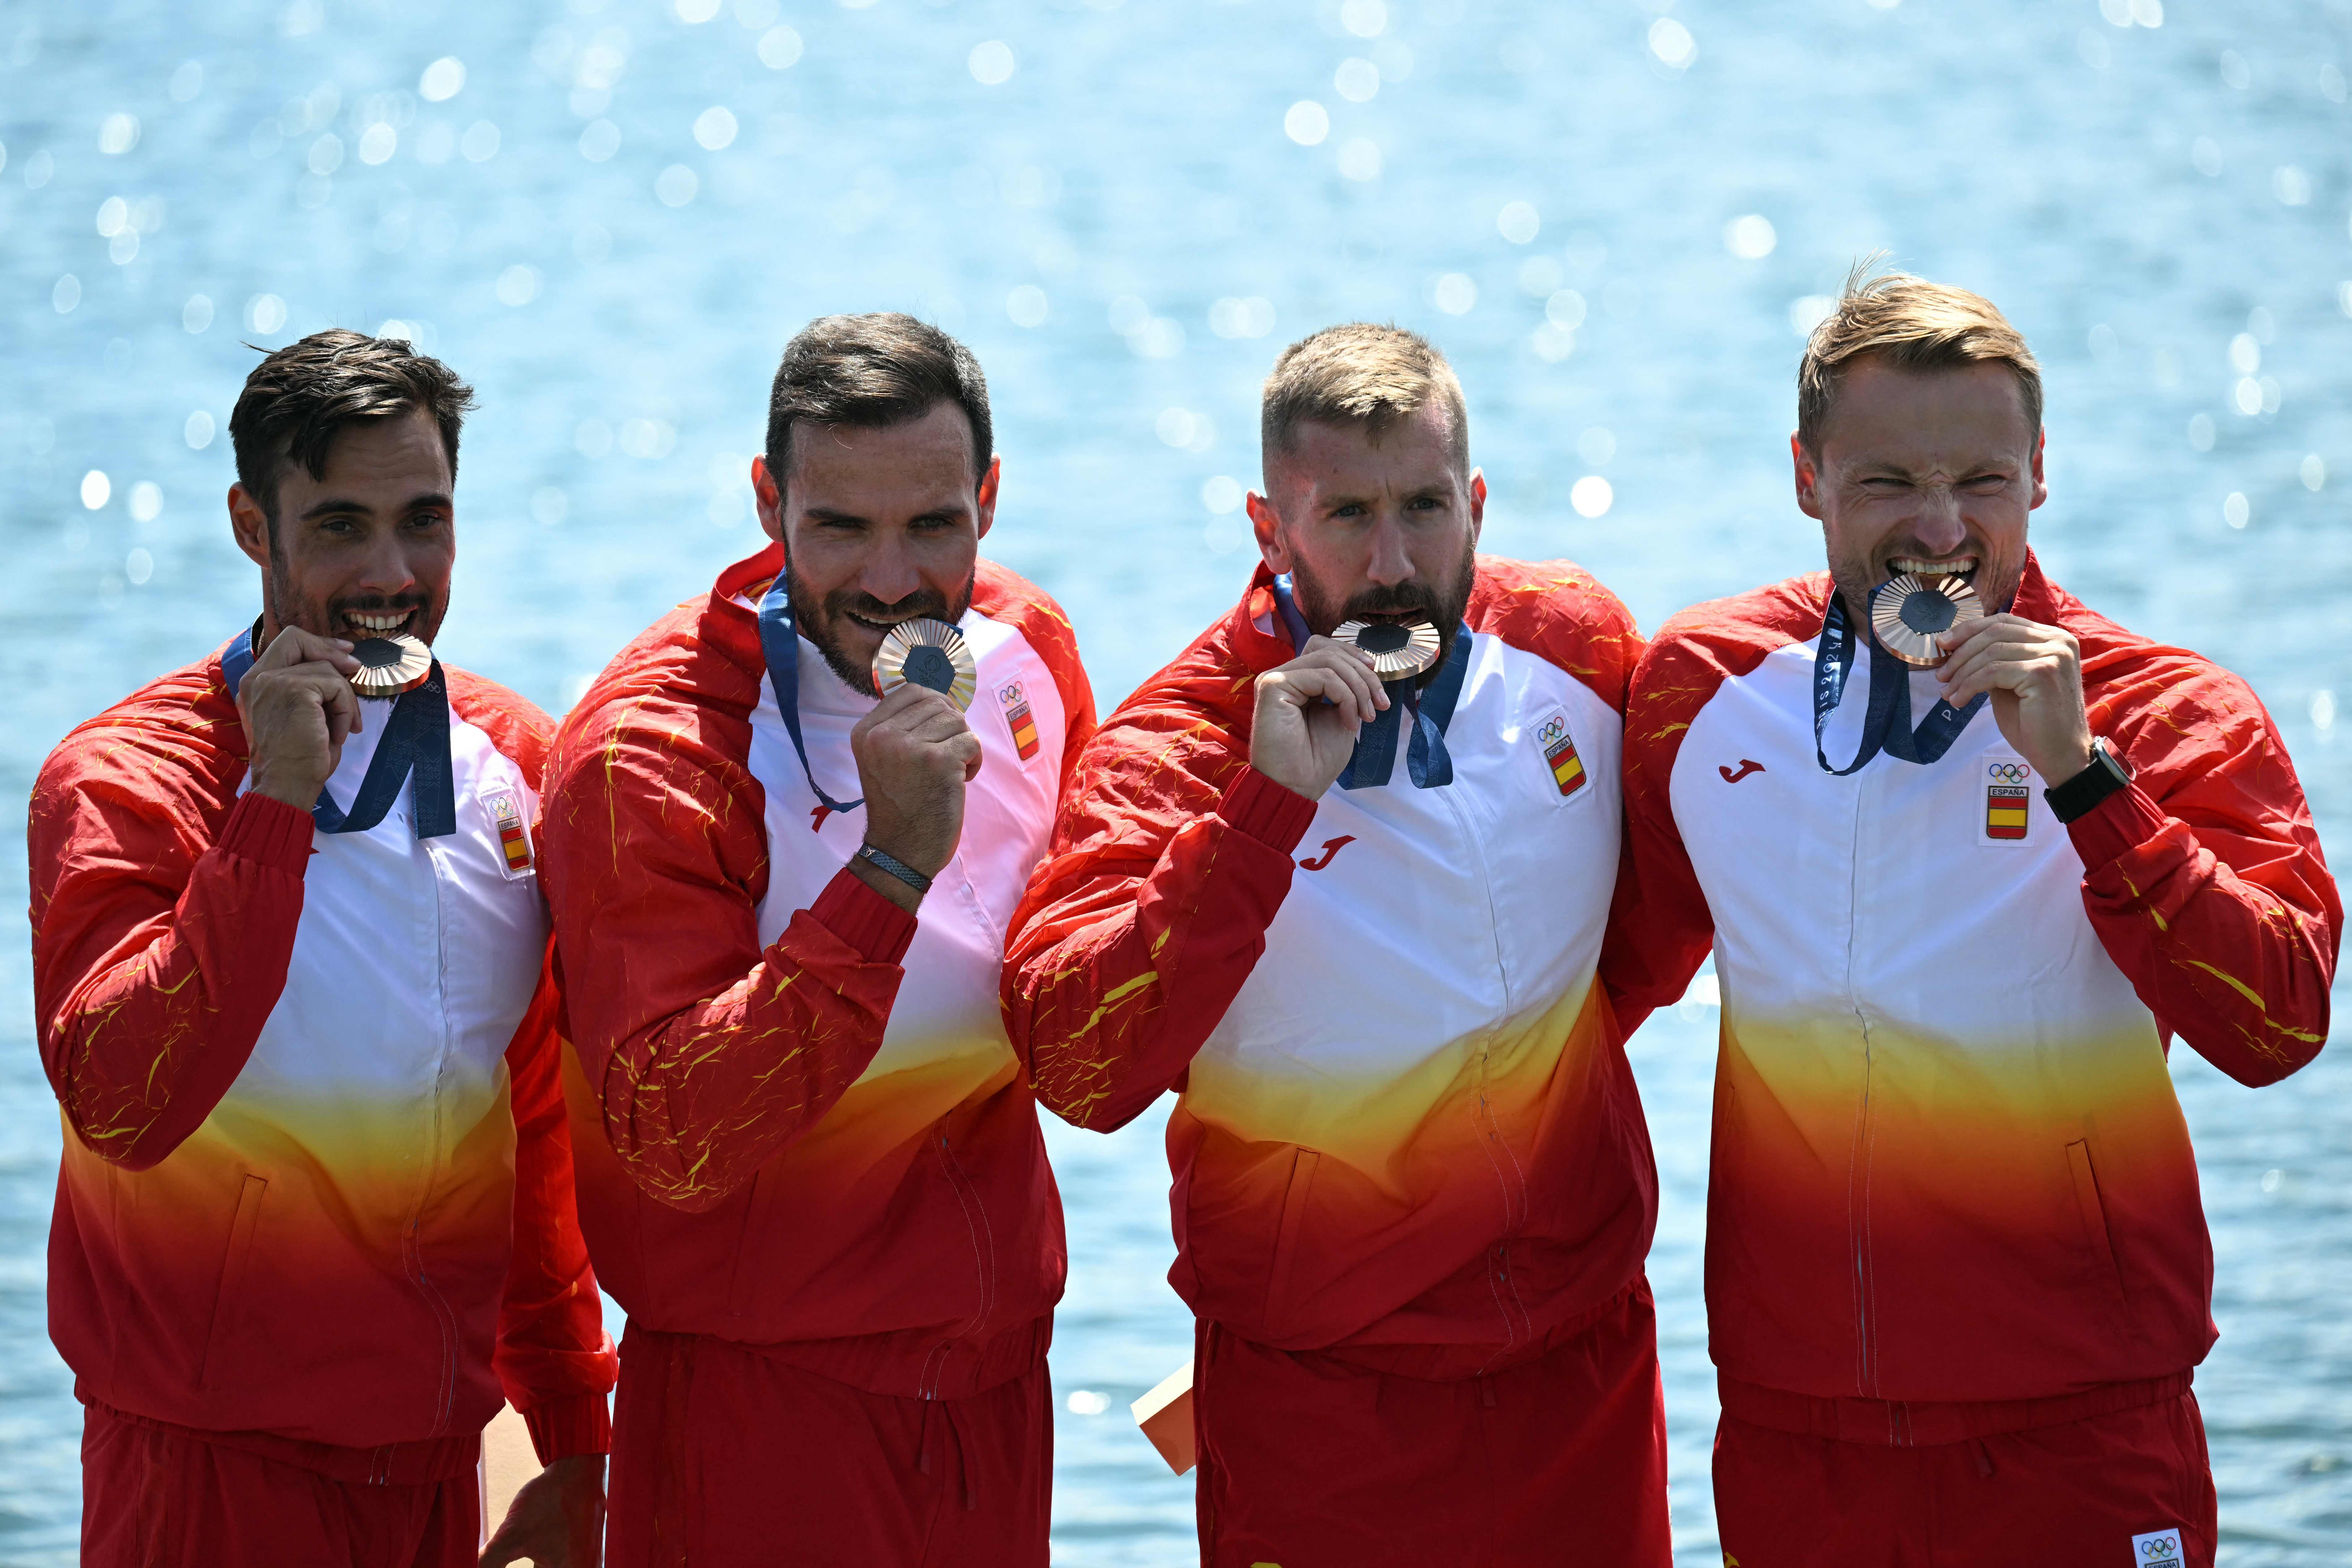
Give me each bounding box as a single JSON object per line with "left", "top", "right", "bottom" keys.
{"left": 4, "top": 0, "right": 2350, "bottom": 1561}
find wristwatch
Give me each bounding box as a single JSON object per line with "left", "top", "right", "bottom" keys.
{"left": 855, "top": 843, "right": 933, "bottom": 895}
{"left": 2043, "top": 737, "right": 2133, "bottom": 824}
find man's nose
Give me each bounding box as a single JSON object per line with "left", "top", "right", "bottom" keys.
{"left": 857, "top": 535, "right": 924, "bottom": 607}
{"left": 1364, "top": 517, "right": 1415, "bottom": 586}
{"left": 353, "top": 531, "right": 420, "bottom": 598}
{"left": 1912, "top": 487, "right": 1969, "bottom": 555}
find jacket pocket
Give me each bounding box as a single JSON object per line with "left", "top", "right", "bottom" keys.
{"left": 2064, "top": 1140, "right": 2136, "bottom": 1330}
{"left": 1262, "top": 1148, "right": 1320, "bottom": 1324}
{"left": 198, "top": 1174, "right": 267, "bottom": 1390}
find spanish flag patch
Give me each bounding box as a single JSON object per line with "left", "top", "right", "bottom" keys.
{"left": 484, "top": 789, "right": 535, "bottom": 876}
{"left": 1536, "top": 711, "right": 1586, "bottom": 798}
{"left": 1983, "top": 760, "right": 2030, "bottom": 843}
{"left": 1000, "top": 681, "right": 1040, "bottom": 762}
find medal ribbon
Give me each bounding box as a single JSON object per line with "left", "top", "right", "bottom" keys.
{"left": 220, "top": 626, "right": 457, "bottom": 838}
{"left": 1812, "top": 586, "right": 1987, "bottom": 776}
{"left": 757, "top": 575, "right": 864, "bottom": 815}
{"left": 1271, "top": 576, "right": 1471, "bottom": 790}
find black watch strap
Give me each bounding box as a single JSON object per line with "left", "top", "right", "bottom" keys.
{"left": 855, "top": 843, "right": 933, "bottom": 895}
{"left": 2043, "top": 737, "right": 2133, "bottom": 825}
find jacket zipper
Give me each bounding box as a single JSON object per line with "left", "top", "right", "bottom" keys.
{"left": 927, "top": 1127, "right": 996, "bottom": 1399}
{"left": 1842, "top": 775, "right": 1877, "bottom": 1398}
{"left": 1435, "top": 780, "right": 1534, "bottom": 1354}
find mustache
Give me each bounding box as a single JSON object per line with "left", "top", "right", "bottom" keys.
{"left": 829, "top": 588, "right": 957, "bottom": 623}
{"left": 1337, "top": 583, "right": 1443, "bottom": 621}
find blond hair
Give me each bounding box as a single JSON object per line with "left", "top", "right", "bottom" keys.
{"left": 1797, "top": 261, "right": 2042, "bottom": 454}
{"left": 1261, "top": 323, "right": 1470, "bottom": 473}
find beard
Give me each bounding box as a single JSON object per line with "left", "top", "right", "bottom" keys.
{"left": 1289, "top": 539, "right": 1478, "bottom": 684}
{"left": 785, "top": 558, "right": 977, "bottom": 694}
{"left": 265, "top": 547, "right": 443, "bottom": 647}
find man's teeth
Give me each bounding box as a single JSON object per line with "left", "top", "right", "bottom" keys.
{"left": 348, "top": 612, "right": 409, "bottom": 632}
{"left": 1891, "top": 557, "right": 1976, "bottom": 577}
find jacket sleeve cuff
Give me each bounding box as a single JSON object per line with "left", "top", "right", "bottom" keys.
{"left": 521, "top": 1392, "right": 613, "bottom": 1463}
{"left": 809, "top": 867, "right": 919, "bottom": 966}
{"left": 1215, "top": 767, "right": 1318, "bottom": 854}
{"left": 2065, "top": 778, "right": 2171, "bottom": 875}
{"left": 219, "top": 791, "right": 314, "bottom": 875}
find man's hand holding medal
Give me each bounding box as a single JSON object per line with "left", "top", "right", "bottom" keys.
{"left": 848, "top": 618, "right": 985, "bottom": 913}
{"left": 236, "top": 627, "right": 365, "bottom": 810}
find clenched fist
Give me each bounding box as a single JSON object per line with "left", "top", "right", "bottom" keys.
{"left": 238, "top": 627, "right": 363, "bottom": 810}
{"left": 847, "top": 682, "right": 984, "bottom": 911}
{"left": 1249, "top": 637, "right": 1388, "bottom": 801}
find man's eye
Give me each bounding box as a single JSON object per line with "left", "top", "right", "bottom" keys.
{"left": 1961, "top": 475, "right": 2007, "bottom": 491}
{"left": 1408, "top": 496, "right": 1442, "bottom": 512}
{"left": 1861, "top": 478, "right": 1909, "bottom": 491}
{"left": 1333, "top": 503, "right": 1366, "bottom": 519}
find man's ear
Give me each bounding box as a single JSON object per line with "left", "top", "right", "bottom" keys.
{"left": 1791, "top": 433, "right": 1825, "bottom": 520}
{"left": 1467, "top": 469, "right": 1487, "bottom": 548}
{"left": 752, "top": 455, "right": 785, "bottom": 546}
{"left": 229, "top": 484, "right": 272, "bottom": 569}
{"left": 1246, "top": 489, "right": 1289, "bottom": 572}
{"left": 2029, "top": 428, "right": 2048, "bottom": 511}
{"left": 974, "top": 456, "right": 1001, "bottom": 543}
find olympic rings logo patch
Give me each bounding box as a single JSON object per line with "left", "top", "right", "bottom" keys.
{"left": 1987, "top": 762, "right": 2028, "bottom": 783}
{"left": 1537, "top": 716, "right": 1567, "bottom": 746}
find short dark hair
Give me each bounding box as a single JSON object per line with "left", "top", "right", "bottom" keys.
{"left": 229, "top": 329, "right": 477, "bottom": 524}
{"left": 1261, "top": 323, "right": 1470, "bottom": 476}
{"left": 764, "top": 313, "right": 992, "bottom": 493}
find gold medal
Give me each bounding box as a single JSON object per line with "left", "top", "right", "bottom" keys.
{"left": 1333, "top": 616, "right": 1442, "bottom": 680}
{"left": 1870, "top": 574, "right": 1983, "bottom": 667}
{"left": 348, "top": 632, "right": 433, "bottom": 697}
{"left": 872, "top": 618, "right": 977, "bottom": 711}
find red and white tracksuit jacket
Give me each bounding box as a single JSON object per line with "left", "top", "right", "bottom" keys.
{"left": 1005, "top": 559, "right": 1654, "bottom": 1369}
{"left": 1604, "top": 555, "right": 2340, "bottom": 1425}
{"left": 539, "top": 546, "right": 1093, "bottom": 1401}
{"left": 29, "top": 643, "right": 617, "bottom": 1470}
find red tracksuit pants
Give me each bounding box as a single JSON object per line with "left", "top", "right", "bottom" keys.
{"left": 605, "top": 1327, "right": 1052, "bottom": 1568}
{"left": 1714, "top": 1386, "right": 2218, "bottom": 1566}
{"left": 80, "top": 1400, "right": 480, "bottom": 1568}
{"left": 1194, "top": 1279, "right": 1672, "bottom": 1568}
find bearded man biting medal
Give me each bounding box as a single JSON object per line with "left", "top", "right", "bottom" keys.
{"left": 1004, "top": 324, "right": 1670, "bottom": 1565}
{"left": 28, "top": 332, "right": 615, "bottom": 1568}
{"left": 1605, "top": 268, "right": 2341, "bottom": 1567}
{"left": 537, "top": 314, "right": 1092, "bottom": 1567}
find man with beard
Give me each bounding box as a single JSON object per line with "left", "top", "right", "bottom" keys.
{"left": 28, "top": 331, "right": 615, "bottom": 1568}
{"left": 1003, "top": 324, "right": 1669, "bottom": 1564}
{"left": 537, "top": 313, "right": 1092, "bottom": 1566}
{"left": 1605, "top": 269, "right": 2339, "bottom": 1565}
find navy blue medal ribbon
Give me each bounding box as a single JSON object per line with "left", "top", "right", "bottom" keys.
{"left": 1271, "top": 575, "right": 1471, "bottom": 790}
{"left": 1812, "top": 586, "right": 1986, "bottom": 776}
{"left": 221, "top": 625, "right": 456, "bottom": 837}
{"left": 757, "top": 574, "right": 864, "bottom": 815}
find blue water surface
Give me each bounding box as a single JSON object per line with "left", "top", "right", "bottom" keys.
{"left": 3, "top": 0, "right": 2349, "bottom": 1562}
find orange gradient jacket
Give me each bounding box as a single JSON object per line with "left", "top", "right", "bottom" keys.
{"left": 539, "top": 547, "right": 1093, "bottom": 1401}
{"left": 30, "top": 639, "right": 617, "bottom": 1471}
{"left": 1005, "top": 559, "right": 1652, "bottom": 1371}
{"left": 1604, "top": 557, "right": 2339, "bottom": 1425}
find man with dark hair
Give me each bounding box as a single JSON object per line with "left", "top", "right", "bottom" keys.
{"left": 539, "top": 312, "right": 1094, "bottom": 1566}
{"left": 29, "top": 329, "right": 616, "bottom": 1567}
{"left": 1607, "top": 269, "right": 2339, "bottom": 1564}
{"left": 1004, "top": 323, "right": 1670, "bottom": 1564}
